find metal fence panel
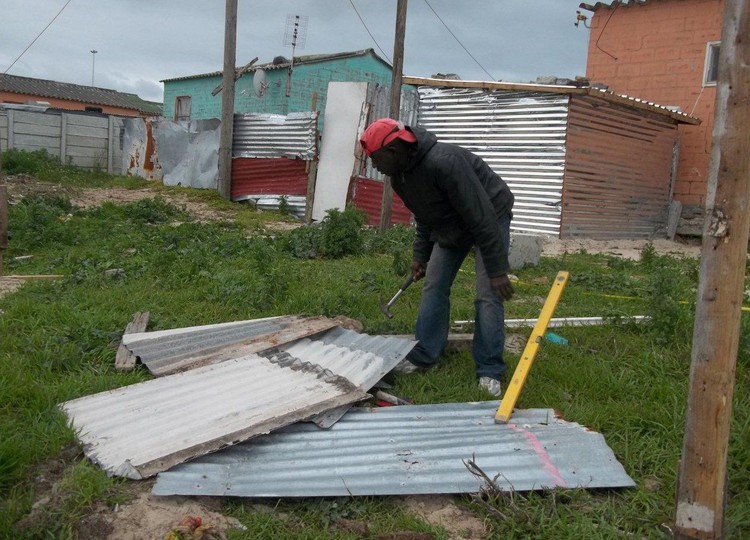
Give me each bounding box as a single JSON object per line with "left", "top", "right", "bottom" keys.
{"left": 233, "top": 112, "right": 318, "bottom": 160}
{"left": 416, "top": 87, "right": 568, "bottom": 236}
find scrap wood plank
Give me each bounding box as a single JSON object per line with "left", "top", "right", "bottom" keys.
{"left": 115, "top": 311, "right": 151, "bottom": 371}
{"left": 1, "top": 274, "right": 64, "bottom": 280}
{"left": 495, "top": 271, "right": 570, "bottom": 423}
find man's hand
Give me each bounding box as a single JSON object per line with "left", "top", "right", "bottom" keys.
{"left": 491, "top": 274, "right": 514, "bottom": 301}
{"left": 411, "top": 260, "right": 427, "bottom": 281}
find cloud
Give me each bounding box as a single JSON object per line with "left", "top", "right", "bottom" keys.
{"left": 3, "top": 0, "right": 591, "bottom": 103}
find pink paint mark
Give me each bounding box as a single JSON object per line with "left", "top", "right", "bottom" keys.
{"left": 508, "top": 423, "right": 567, "bottom": 487}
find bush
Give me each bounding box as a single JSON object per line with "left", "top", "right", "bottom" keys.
{"left": 317, "top": 206, "right": 366, "bottom": 258}
{"left": 1, "top": 148, "right": 59, "bottom": 176}
{"left": 281, "top": 206, "right": 367, "bottom": 259}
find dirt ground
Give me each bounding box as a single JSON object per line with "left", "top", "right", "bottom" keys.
{"left": 1, "top": 175, "right": 703, "bottom": 538}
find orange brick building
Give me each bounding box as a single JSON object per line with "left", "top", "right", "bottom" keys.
{"left": 580, "top": 0, "right": 723, "bottom": 233}
{"left": 0, "top": 74, "right": 161, "bottom": 117}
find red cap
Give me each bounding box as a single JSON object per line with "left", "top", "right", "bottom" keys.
{"left": 359, "top": 118, "right": 417, "bottom": 156}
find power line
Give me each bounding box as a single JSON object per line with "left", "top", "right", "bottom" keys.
{"left": 4, "top": 0, "right": 75, "bottom": 74}
{"left": 422, "top": 0, "right": 496, "bottom": 81}
{"left": 347, "top": 0, "right": 392, "bottom": 63}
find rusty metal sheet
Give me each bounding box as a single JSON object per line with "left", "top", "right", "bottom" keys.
{"left": 123, "top": 117, "right": 162, "bottom": 181}
{"left": 349, "top": 176, "right": 411, "bottom": 227}
{"left": 59, "top": 354, "right": 368, "bottom": 479}
{"left": 562, "top": 95, "right": 677, "bottom": 239}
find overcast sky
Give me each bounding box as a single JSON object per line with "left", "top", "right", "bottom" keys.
{"left": 3, "top": 0, "right": 593, "bottom": 103}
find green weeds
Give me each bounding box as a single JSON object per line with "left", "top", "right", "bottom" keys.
{"left": 0, "top": 168, "right": 748, "bottom": 538}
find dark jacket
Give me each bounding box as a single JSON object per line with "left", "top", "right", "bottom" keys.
{"left": 390, "top": 126, "right": 514, "bottom": 277}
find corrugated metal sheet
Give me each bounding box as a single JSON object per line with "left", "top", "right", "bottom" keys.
{"left": 562, "top": 95, "right": 677, "bottom": 239}
{"left": 121, "top": 315, "right": 338, "bottom": 376}
{"left": 59, "top": 354, "right": 368, "bottom": 479}
{"left": 349, "top": 176, "right": 411, "bottom": 227}
{"left": 234, "top": 194, "right": 307, "bottom": 218}
{"left": 153, "top": 402, "right": 635, "bottom": 497}
{"left": 232, "top": 112, "right": 317, "bottom": 159}
{"left": 231, "top": 158, "right": 308, "bottom": 199}
{"left": 417, "top": 87, "right": 568, "bottom": 236}
{"left": 275, "top": 326, "right": 417, "bottom": 427}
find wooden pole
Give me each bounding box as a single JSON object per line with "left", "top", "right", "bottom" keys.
{"left": 675, "top": 1, "right": 750, "bottom": 538}
{"left": 0, "top": 185, "right": 8, "bottom": 277}
{"left": 378, "top": 0, "right": 407, "bottom": 233}
{"left": 217, "top": 0, "right": 238, "bottom": 201}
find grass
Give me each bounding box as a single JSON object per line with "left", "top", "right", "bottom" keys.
{"left": 0, "top": 152, "right": 749, "bottom": 538}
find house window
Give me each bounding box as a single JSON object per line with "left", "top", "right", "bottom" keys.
{"left": 703, "top": 42, "right": 720, "bottom": 86}
{"left": 175, "top": 96, "right": 192, "bottom": 121}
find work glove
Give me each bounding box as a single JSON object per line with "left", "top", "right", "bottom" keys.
{"left": 491, "top": 274, "right": 514, "bottom": 301}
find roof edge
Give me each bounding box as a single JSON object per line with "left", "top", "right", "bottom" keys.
{"left": 161, "top": 48, "right": 391, "bottom": 83}
{"left": 403, "top": 76, "right": 701, "bottom": 125}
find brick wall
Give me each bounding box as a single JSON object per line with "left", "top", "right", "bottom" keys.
{"left": 585, "top": 0, "right": 723, "bottom": 208}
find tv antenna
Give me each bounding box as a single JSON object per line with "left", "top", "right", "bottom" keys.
{"left": 283, "top": 14, "right": 308, "bottom": 97}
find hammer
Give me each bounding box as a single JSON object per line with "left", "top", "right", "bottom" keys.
{"left": 379, "top": 275, "right": 415, "bottom": 319}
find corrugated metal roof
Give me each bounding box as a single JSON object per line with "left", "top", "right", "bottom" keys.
{"left": 59, "top": 354, "right": 369, "bottom": 479}
{"left": 0, "top": 73, "right": 162, "bottom": 115}
{"left": 161, "top": 49, "right": 391, "bottom": 83}
{"left": 121, "top": 315, "right": 338, "bottom": 376}
{"left": 403, "top": 76, "right": 700, "bottom": 125}
{"left": 579, "top": 1, "right": 651, "bottom": 12}
{"left": 153, "top": 403, "right": 635, "bottom": 497}
{"left": 233, "top": 112, "right": 318, "bottom": 159}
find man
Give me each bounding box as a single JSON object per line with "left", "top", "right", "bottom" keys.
{"left": 360, "top": 118, "right": 514, "bottom": 397}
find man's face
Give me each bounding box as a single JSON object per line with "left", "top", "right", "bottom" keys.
{"left": 370, "top": 145, "right": 403, "bottom": 177}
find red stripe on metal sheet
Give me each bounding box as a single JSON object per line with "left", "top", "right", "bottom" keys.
{"left": 231, "top": 158, "right": 309, "bottom": 198}
{"left": 350, "top": 176, "right": 412, "bottom": 227}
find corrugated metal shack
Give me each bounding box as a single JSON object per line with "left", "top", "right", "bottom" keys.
{"left": 403, "top": 77, "right": 700, "bottom": 239}
{"left": 232, "top": 111, "right": 318, "bottom": 219}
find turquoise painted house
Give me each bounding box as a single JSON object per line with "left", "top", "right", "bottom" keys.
{"left": 161, "top": 49, "right": 393, "bottom": 122}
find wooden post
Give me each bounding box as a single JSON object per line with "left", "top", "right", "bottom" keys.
{"left": 675, "top": 1, "right": 750, "bottom": 538}
{"left": 217, "top": 0, "right": 238, "bottom": 200}
{"left": 378, "top": 0, "right": 407, "bottom": 233}
{"left": 0, "top": 185, "right": 8, "bottom": 276}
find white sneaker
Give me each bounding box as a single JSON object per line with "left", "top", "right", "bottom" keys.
{"left": 478, "top": 376, "right": 502, "bottom": 397}
{"left": 393, "top": 358, "right": 421, "bottom": 373}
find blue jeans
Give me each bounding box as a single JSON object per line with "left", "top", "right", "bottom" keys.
{"left": 406, "top": 214, "right": 511, "bottom": 380}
